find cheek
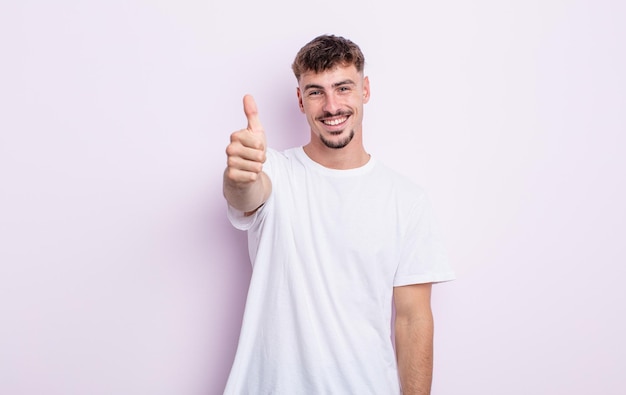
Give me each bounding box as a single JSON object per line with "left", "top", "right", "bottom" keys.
{"left": 303, "top": 102, "right": 318, "bottom": 117}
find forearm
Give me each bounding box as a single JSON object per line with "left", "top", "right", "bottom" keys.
{"left": 395, "top": 311, "right": 434, "bottom": 395}
{"left": 223, "top": 170, "right": 271, "bottom": 213}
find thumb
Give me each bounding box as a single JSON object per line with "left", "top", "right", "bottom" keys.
{"left": 243, "top": 94, "right": 264, "bottom": 134}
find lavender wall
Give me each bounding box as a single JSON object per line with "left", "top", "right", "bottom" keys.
{"left": 1, "top": 1, "right": 624, "bottom": 394}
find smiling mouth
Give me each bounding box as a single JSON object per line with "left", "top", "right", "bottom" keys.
{"left": 322, "top": 116, "right": 348, "bottom": 126}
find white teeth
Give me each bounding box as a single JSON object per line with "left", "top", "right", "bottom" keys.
{"left": 324, "top": 117, "right": 347, "bottom": 126}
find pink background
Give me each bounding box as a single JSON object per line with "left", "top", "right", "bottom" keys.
{"left": 1, "top": 1, "right": 624, "bottom": 394}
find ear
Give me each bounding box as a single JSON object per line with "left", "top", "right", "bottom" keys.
{"left": 362, "top": 76, "right": 371, "bottom": 104}
{"left": 297, "top": 87, "right": 305, "bottom": 113}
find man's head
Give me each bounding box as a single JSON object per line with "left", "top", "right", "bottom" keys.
{"left": 292, "top": 35, "right": 365, "bottom": 82}
{"left": 293, "top": 35, "right": 370, "bottom": 154}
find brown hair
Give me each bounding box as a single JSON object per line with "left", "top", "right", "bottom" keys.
{"left": 291, "top": 34, "right": 365, "bottom": 81}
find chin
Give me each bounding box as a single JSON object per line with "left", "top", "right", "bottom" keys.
{"left": 321, "top": 130, "right": 354, "bottom": 149}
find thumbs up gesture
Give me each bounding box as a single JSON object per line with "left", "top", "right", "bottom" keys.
{"left": 223, "top": 95, "right": 272, "bottom": 213}
{"left": 225, "top": 95, "right": 267, "bottom": 184}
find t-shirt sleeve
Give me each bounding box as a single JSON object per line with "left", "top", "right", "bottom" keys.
{"left": 226, "top": 203, "right": 259, "bottom": 231}
{"left": 393, "top": 191, "right": 456, "bottom": 286}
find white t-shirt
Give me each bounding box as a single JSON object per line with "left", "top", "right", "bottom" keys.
{"left": 224, "top": 147, "right": 455, "bottom": 394}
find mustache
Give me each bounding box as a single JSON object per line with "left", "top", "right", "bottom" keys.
{"left": 317, "top": 110, "right": 352, "bottom": 120}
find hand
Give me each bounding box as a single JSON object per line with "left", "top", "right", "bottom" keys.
{"left": 225, "top": 95, "right": 267, "bottom": 184}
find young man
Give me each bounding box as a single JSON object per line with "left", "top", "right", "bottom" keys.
{"left": 223, "top": 34, "right": 455, "bottom": 394}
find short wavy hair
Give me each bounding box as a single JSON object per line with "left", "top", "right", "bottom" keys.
{"left": 292, "top": 35, "right": 365, "bottom": 81}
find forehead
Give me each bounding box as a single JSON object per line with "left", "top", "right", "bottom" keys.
{"left": 299, "top": 64, "right": 362, "bottom": 89}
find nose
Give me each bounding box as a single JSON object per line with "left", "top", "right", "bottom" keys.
{"left": 322, "top": 93, "right": 340, "bottom": 114}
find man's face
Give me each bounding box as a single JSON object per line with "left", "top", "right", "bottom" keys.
{"left": 297, "top": 64, "right": 370, "bottom": 150}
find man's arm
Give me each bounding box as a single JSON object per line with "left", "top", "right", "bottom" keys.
{"left": 394, "top": 282, "right": 434, "bottom": 395}
{"left": 223, "top": 95, "right": 272, "bottom": 214}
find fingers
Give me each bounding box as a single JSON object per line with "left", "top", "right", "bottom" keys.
{"left": 243, "top": 94, "right": 264, "bottom": 134}
{"left": 226, "top": 141, "right": 266, "bottom": 165}
{"left": 231, "top": 128, "right": 265, "bottom": 151}
{"left": 225, "top": 141, "right": 265, "bottom": 183}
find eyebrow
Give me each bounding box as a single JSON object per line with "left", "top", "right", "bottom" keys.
{"left": 303, "top": 79, "right": 356, "bottom": 91}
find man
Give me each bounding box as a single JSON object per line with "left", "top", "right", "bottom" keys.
{"left": 223, "top": 34, "right": 455, "bottom": 394}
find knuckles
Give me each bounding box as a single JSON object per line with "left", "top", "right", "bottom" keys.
{"left": 225, "top": 143, "right": 238, "bottom": 157}
{"left": 225, "top": 167, "right": 260, "bottom": 184}
{"left": 230, "top": 129, "right": 266, "bottom": 150}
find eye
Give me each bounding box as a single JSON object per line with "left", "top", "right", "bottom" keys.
{"left": 308, "top": 90, "right": 321, "bottom": 96}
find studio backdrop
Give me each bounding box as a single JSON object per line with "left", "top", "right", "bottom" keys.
{"left": 1, "top": 1, "right": 624, "bottom": 394}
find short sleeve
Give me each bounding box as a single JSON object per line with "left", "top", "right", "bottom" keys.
{"left": 393, "top": 192, "right": 456, "bottom": 286}
{"left": 226, "top": 204, "right": 260, "bottom": 231}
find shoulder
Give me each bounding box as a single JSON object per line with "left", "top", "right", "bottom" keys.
{"left": 264, "top": 147, "right": 295, "bottom": 174}
{"left": 372, "top": 160, "right": 428, "bottom": 200}
{"left": 265, "top": 147, "right": 300, "bottom": 165}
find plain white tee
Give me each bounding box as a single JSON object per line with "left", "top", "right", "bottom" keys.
{"left": 224, "top": 147, "right": 455, "bottom": 394}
